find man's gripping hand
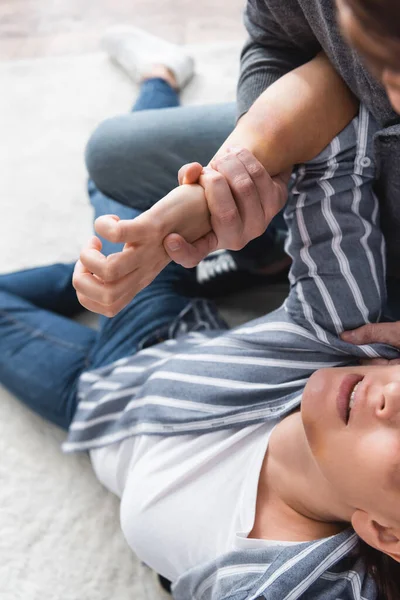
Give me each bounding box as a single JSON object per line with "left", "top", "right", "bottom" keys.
{"left": 73, "top": 148, "right": 290, "bottom": 317}
{"left": 341, "top": 323, "right": 400, "bottom": 365}
{"left": 163, "top": 148, "right": 290, "bottom": 268}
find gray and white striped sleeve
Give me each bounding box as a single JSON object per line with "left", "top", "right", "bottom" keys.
{"left": 284, "top": 105, "right": 386, "bottom": 346}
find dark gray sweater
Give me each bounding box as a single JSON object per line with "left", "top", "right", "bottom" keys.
{"left": 238, "top": 0, "right": 400, "bottom": 276}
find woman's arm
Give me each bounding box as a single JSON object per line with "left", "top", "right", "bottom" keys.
{"left": 283, "top": 106, "right": 386, "bottom": 346}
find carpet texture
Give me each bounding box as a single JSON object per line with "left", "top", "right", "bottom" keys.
{"left": 0, "top": 43, "right": 287, "bottom": 600}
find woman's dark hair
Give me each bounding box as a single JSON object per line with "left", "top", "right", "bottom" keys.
{"left": 358, "top": 538, "right": 400, "bottom": 599}
{"left": 346, "top": 0, "right": 400, "bottom": 40}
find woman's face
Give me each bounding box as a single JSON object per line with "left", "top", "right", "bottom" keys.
{"left": 302, "top": 364, "right": 400, "bottom": 526}
{"left": 336, "top": 0, "right": 400, "bottom": 113}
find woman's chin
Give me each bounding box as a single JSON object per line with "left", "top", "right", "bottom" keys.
{"left": 301, "top": 368, "right": 335, "bottom": 455}
{"left": 302, "top": 369, "right": 329, "bottom": 417}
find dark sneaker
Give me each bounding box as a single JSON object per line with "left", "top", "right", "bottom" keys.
{"left": 192, "top": 248, "right": 291, "bottom": 299}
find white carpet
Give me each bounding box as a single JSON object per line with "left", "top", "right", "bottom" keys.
{"left": 0, "top": 42, "right": 287, "bottom": 600}
{"left": 0, "top": 42, "right": 243, "bottom": 600}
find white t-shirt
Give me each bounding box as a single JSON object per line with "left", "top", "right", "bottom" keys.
{"left": 90, "top": 420, "right": 300, "bottom": 582}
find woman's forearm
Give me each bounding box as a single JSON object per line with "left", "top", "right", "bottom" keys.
{"left": 215, "top": 53, "right": 359, "bottom": 176}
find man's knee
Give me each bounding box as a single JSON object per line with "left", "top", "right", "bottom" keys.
{"left": 85, "top": 115, "right": 137, "bottom": 199}
{"left": 85, "top": 111, "right": 183, "bottom": 207}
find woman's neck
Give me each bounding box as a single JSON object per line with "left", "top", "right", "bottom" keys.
{"left": 249, "top": 412, "right": 351, "bottom": 542}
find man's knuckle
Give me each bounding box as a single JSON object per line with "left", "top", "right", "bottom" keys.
{"left": 233, "top": 147, "right": 246, "bottom": 156}
{"left": 189, "top": 258, "right": 202, "bottom": 268}
{"left": 217, "top": 207, "right": 240, "bottom": 226}
{"left": 208, "top": 171, "right": 224, "bottom": 186}
{"left": 216, "top": 155, "right": 229, "bottom": 167}
{"left": 235, "top": 177, "right": 254, "bottom": 197}
{"left": 247, "top": 162, "right": 265, "bottom": 179}
{"left": 253, "top": 222, "right": 266, "bottom": 238}
{"left": 229, "top": 238, "right": 245, "bottom": 251}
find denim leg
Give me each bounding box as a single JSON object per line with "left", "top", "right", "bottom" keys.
{"left": 0, "top": 186, "right": 196, "bottom": 429}
{"left": 90, "top": 197, "right": 215, "bottom": 367}
{"left": 132, "top": 78, "right": 180, "bottom": 112}
{"left": 0, "top": 263, "right": 81, "bottom": 316}
{"left": 0, "top": 290, "right": 95, "bottom": 429}
{"left": 86, "top": 102, "right": 237, "bottom": 211}
{"left": 88, "top": 263, "right": 200, "bottom": 369}
{"left": 0, "top": 81, "right": 223, "bottom": 430}
{"left": 86, "top": 99, "right": 289, "bottom": 268}
{"left": 86, "top": 182, "right": 222, "bottom": 368}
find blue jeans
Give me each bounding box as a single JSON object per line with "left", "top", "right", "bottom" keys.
{"left": 0, "top": 79, "right": 225, "bottom": 430}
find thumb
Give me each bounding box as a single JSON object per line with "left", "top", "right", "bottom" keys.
{"left": 341, "top": 322, "right": 400, "bottom": 347}
{"left": 95, "top": 214, "right": 145, "bottom": 244}
{"left": 163, "top": 231, "right": 218, "bottom": 268}
{"left": 178, "top": 162, "right": 203, "bottom": 186}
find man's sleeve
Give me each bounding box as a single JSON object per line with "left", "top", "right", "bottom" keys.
{"left": 237, "top": 0, "right": 321, "bottom": 119}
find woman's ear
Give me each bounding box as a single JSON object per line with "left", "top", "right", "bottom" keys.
{"left": 352, "top": 510, "right": 400, "bottom": 562}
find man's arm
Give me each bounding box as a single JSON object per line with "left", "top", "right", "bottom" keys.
{"left": 228, "top": 0, "right": 357, "bottom": 172}
{"left": 214, "top": 52, "right": 359, "bottom": 176}
{"left": 237, "top": 0, "right": 320, "bottom": 121}
{"left": 168, "top": 1, "right": 358, "bottom": 261}
{"left": 74, "top": 52, "right": 359, "bottom": 316}
{"left": 166, "top": 52, "right": 359, "bottom": 265}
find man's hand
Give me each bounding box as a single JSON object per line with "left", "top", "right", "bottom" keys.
{"left": 163, "top": 148, "right": 290, "bottom": 268}
{"left": 341, "top": 323, "right": 400, "bottom": 365}
{"left": 73, "top": 149, "right": 289, "bottom": 317}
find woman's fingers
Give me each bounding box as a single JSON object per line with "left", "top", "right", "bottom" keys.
{"left": 79, "top": 244, "right": 140, "bottom": 283}
{"left": 76, "top": 288, "right": 131, "bottom": 318}
{"left": 74, "top": 256, "right": 155, "bottom": 317}
{"left": 73, "top": 263, "right": 138, "bottom": 307}
{"left": 73, "top": 257, "right": 123, "bottom": 317}
{"left": 94, "top": 214, "right": 147, "bottom": 245}
{"left": 72, "top": 237, "right": 134, "bottom": 315}
{"left": 178, "top": 162, "right": 203, "bottom": 185}
{"left": 163, "top": 232, "right": 218, "bottom": 268}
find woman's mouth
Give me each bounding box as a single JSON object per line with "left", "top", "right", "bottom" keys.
{"left": 336, "top": 374, "right": 364, "bottom": 424}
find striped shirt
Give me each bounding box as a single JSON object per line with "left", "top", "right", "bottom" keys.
{"left": 65, "top": 107, "right": 400, "bottom": 599}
